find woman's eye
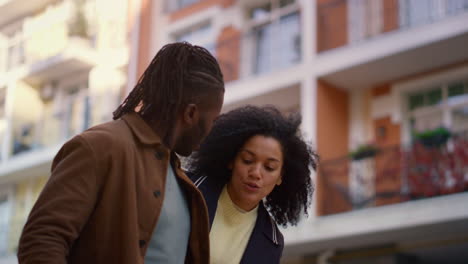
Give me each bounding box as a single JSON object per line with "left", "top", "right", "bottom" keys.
{"left": 265, "top": 166, "right": 275, "bottom": 172}
{"left": 242, "top": 159, "right": 253, "bottom": 164}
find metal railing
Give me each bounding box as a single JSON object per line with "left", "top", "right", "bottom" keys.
{"left": 185, "top": 12, "right": 301, "bottom": 83}
{"left": 319, "top": 131, "right": 468, "bottom": 215}
{"left": 317, "top": 0, "right": 468, "bottom": 51}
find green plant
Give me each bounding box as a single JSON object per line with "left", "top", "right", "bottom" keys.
{"left": 349, "top": 143, "right": 379, "bottom": 161}
{"left": 413, "top": 127, "right": 451, "bottom": 148}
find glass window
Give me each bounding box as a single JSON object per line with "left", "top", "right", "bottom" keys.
{"left": 400, "top": 0, "right": 468, "bottom": 28}
{"left": 174, "top": 23, "right": 214, "bottom": 55}
{"left": 452, "top": 105, "right": 468, "bottom": 132}
{"left": 7, "top": 39, "right": 25, "bottom": 70}
{"left": 179, "top": 0, "right": 198, "bottom": 9}
{"left": 253, "top": 23, "right": 274, "bottom": 74}
{"left": 0, "top": 88, "right": 6, "bottom": 119}
{"left": 278, "top": 12, "right": 301, "bottom": 66}
{"left": 408, "top": 87, "right": 442, "bottom": 111}
{"left": 448, "top": 81, "right": 468, "bottom": 104}
{"left": 409, "top": 93, "right": 425, "bottom": 110}
{"left": 279, "top": 0, "right": 295, "bottom": 7}
{"left": 426, "top": 87, "right": 442, "bottom": 106}
{"left": 0, "top": 194, "right": 10, "bottom": 255}
{"left": 249, "top": 3, "right": 271, "bottom": 20}
{"left": 175, "top": 23, "right": 211, "bottom": 43}
{"left": 407, "top": 77, "right": 468, "bottom": 138}
{"left": 411, "top": 110, "right": 444, "bottom": 133}
{"left": 348, "top": 0, "right": 384, "bottom": 43}
{"left": 448, "top": 81, "right": 465, "bottom": 97}
{"left": 250, "top": 4, "right": 300, "bottom": 75}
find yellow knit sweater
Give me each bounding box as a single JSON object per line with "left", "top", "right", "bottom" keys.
{"left": 209, "top": 186, "right": 258, "bottom": 264}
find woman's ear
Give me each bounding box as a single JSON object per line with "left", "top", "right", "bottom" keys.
{"left": 276, "top": 177, "right": 282, "bottom": 186}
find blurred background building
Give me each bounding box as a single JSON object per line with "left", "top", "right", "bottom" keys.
{"left": 0, "top": 0, "right": 467, "bottom": 263}
{"left": 0, "top": 0, "right": 128, "bottom": 262}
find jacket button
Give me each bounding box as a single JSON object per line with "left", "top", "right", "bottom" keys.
{"left": 139, "top": 240, "right": 146, "bottom": 248}
{"left": 154, "top": 150, "right": 165, "bottom": 160}
{"left": 153, "top": 190, "right": 161, "bottom": 198}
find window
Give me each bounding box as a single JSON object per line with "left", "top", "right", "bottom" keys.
{"left": 7, "top": 30, "right": 25, "bottom": 70}
{"left": 0, "top": 191, "right": 12, "bottom": 256}
{"left": 348, "top": 0, "right": 383, "bottom": 43}
{"left": 0, "top": 87, "right": 6, "bottom": 120}
{"left": 247, "top": 0, "right": 301, "bottom": 75}
{"left": 399, "top": 0, "right": 468, "bottom": 28}
{"left": 407, "top": 77, "right": 468, "bottom": 134}
{"left": 53, "top": 80, "right": 90, "bottom": 141}
{"left": 64, "top": 85, "right": 90, "bottom": 138}
{"left": 173, "top": 22, "right": 215, "bottom": 55}
{"left": 166, "top": 0, "right": 200, "bottom": 12}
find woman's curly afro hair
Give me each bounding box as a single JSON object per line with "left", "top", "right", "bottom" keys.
{"left": 188, "top": 105, "right": 318, "bottom": 227}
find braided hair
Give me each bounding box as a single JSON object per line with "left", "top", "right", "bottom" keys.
{"left": 113, "top": 42, "right": 224, "bottom": 128}
{"left": 188, "top": 105, "right": 318, "bottom": 227}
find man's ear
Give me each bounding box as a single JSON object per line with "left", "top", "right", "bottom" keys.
{"left": 183, "top": 103, "right": 199, "bottom": 126}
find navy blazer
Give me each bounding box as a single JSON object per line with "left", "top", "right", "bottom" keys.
{"left": 191, "top": 174, "right": 284, "bottom": 264}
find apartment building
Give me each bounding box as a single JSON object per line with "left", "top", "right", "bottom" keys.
{"left": 132, "top": 0, "right": 468, "bottom": 263}
{"left": 0, "top": 0, "right": 129, "bottom": 261}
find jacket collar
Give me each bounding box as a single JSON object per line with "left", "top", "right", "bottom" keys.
{"left": 257, "top": 202, "right": 281, "bottom": 246}
{"left": 195, "top": 175, "right": 282, "bottom": 246}
{"left": 122, "top": 112, "right": 164, "bottom": 146}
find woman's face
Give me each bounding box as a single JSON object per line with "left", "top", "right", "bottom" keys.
{"left": 227, "top": 135, "right": 283, "bottom": 211}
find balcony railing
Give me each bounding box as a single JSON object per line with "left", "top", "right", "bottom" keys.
{"left": 317, "top": 0, "right": 468, "bottom": 51}
{"left": 319, "top": 130, "right": 468, "bottom": 215}
{"left": 0, "top": 0, "right": 96, "bottom": 73}
{"left": 11, "top": 91, "right": 91, "bottom": 157}
{"left": 183, "top": 17, "right": 301, "bottom": 84}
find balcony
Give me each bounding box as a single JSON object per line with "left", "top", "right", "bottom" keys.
{"left": 1, "top": 0, "right": 97, "bottom": 85}
{"left": 319, "top": 130, "right": 468, "bottom": 215}
{"left": 10, "top": 88, "right": 91, "bottom": 156}
{"left": 280, "top": 130, "right": 468, "bottom": 260}
{"left": 316, "top": 0, "right": 468, "bottom": 89}
{"left": 0, "top": 0, "right": 56, "bottom": 27}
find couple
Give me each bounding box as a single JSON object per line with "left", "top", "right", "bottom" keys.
{"left": 17, "top": 43, "right": 318, "bottom": 264}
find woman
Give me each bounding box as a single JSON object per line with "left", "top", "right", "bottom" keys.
{"left": 188, "top": 105, "right": 318, "bottom": 264}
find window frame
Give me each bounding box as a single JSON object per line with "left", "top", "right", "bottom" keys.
{"left": 392, "top": 66, "right": 468, "bottom": 144}
{"left": 243, "top": 0, "right": 301, "bottom": 76}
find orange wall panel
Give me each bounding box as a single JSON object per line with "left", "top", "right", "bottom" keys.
{"left": 317, "top": 0, "right": 348, "bottom": 52}
{"left": 316, "top": 80, "right": 350, "bottom": 215}
{"left": 216, "top": 26, "right": 241, "bottom": 82}
{"left": 383, "top": 0, "right": 399, "bottom": 33}
{"left": 317, "top": 80, "right": 349, "bottom": 160}
{"left": 136, "top": 0, "right": 153, "bottom": 79}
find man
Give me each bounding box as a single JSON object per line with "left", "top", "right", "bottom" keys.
{"left": 18, "top": 42, "right": 225, "bottom": 264}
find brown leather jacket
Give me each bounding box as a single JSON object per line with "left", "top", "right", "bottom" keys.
{"left": 18, "top": 112, "right": 210, "bottom": 264}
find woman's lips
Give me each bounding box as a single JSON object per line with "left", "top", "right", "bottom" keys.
{"left": 244, "top": 182, "right": 260, "bottom": 192}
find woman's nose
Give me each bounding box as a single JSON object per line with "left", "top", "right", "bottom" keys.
{"left": 248, "top": 164, "right": 261, "bottom": 179}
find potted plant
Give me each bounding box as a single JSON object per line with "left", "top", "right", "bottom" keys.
{"left": 349, "top": 143, "right": 379, "bottom": 161}
{"left": 413, "top": 127, "right": 451, "bottom": 148}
